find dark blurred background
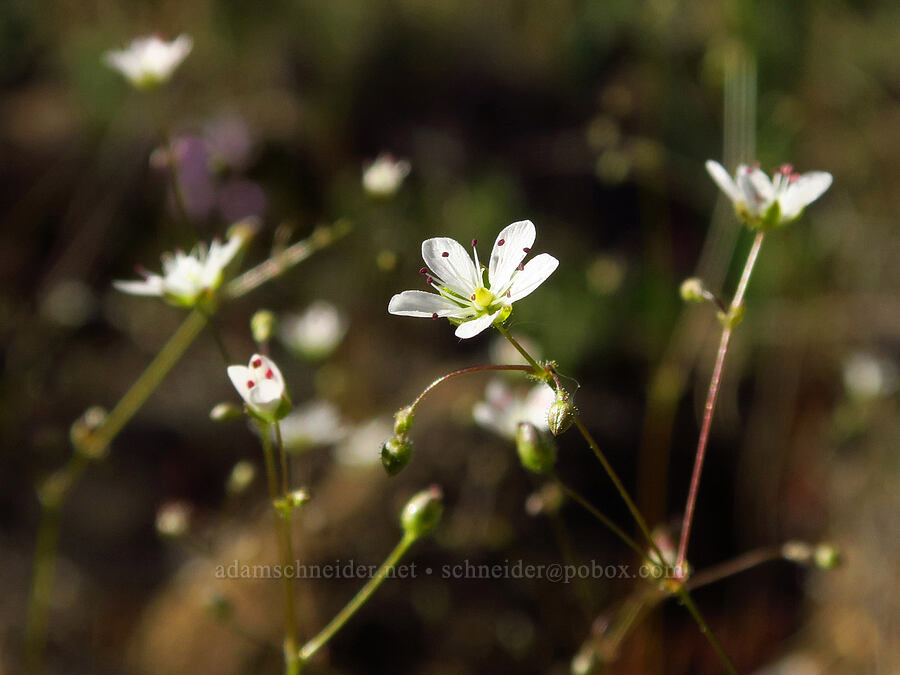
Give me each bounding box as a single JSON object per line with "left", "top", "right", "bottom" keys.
{"left": 1, "top": 1, "right": 898, "bottom": 673}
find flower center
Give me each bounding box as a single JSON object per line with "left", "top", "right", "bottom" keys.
{"left": 473, "top": 287, "right": 495, "bottom": 309}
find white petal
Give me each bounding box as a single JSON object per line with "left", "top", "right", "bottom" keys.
{"left": 454, "top": 309, "right": 502, "bottom": 339}
{"left": 113, "top": 278, "right": 164, "bottom": 296}
{"left": 507, "top": 253, "right": 559, "bottom": 303}
{"left": 250, "top": 353, "right": 285, "bottom": 393}
{"left": 737, "top": 167, "right": 775, "bottom": 209}
{"left": 422, "top": 237, "right": 479, "bottom": 295}
{"left": 248, "top": 380, "right": 282, "bottom": 409}
{"left": 779, "top": 172, "right": 833, "bottom": 220}
{"left": 489, "top": 220, "right": 535, "bottom": 291}
{"left": 388, "top": 290, "right": 463, "bottom": 317}
{"left": 705, "top": 160, "right": 742, "bottom": 203}
{"left": 227, "top": 365, "right": 254, "bottom": 405}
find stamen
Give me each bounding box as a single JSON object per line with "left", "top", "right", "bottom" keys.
{"left": 789, "top": 174, "right": 798, "bottom": 183}
{"left": 426, "top": 276, "right": 434, "bottom": 285}
{"left": 498, "top": 239, "right": 505, "bottom": 246}
{"left": 471, "top": 239, "right": 478, "bottom": 247}
{"left": 506, "top": 290, "right": 511, "bottom": 297}
{"left": 517, "top": 263, "right": 524, "bottom": 271}
{"left": 265, "top": 369, "right": 274, "bottom": 379}
{"left": 419, "top": 267, "right": 428, "bottom": 275}
{"left": 252, "top": 358, "right": 262, "bottom": 368}
{"left": 441, "top": 251, "right": 449, "bottom": 257}
{"left": 431, "top": 312, "right": 438, "bottom": 319}
{"left": 135, "top": 264, "right": 149, "bottom": 278}
{"left": 523, "top": 247, "right": 530, "bottom": 253}
{"left": 779, "top": 163, "right": 794, "bottom": 175}
{"left": 471, "top": 294, "right": 476, "bottom": 301}
{"left": 246, "top": 380, "right": 255, "bottom": 389}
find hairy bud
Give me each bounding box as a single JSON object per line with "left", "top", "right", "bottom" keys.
{"left": 401, "top": 485, "right": 444, "bottom": 538}
{"left": 516, "top": 422, "right": 557, "bottom": 474}
{"left": 381, "top": 436, "right": 413, "bottom": 476}
{"left": 393, "top": 406, "right": 415, "bottom": 435}
{"left": 547, "top": 389, "right": 576, "bottom": 436}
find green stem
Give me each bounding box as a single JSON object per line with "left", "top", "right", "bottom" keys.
{"left": 409, "top": 364, "right": 535, "bottom": 412}
{"left": 261, "top": 423, "right": 300, "bottom": 675}
{"left": 675, "top": 586, "right": 740, "bottom": 674}
{"left": 299, "top": 532, "right": 417, "bottom": 664}
{"left": 494, "top": 324, "right": 549, "bottom": 381}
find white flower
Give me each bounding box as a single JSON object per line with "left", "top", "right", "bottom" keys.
{"left": 279, "top": 301, "right": 348, "bottom": 360}
{"left": 473, "top": 379, "right": 556, "bottom": 441}
{"left": 362, "top": 154, "right": 411, "bottom": 197}
{"left": 104, "top": 34, "right": 193, "bottom": 89}
{"left": 388, "top": 220, "right": 559, "bottom": 339}
{"left": 705, "top": 160, "right": 832, "bottom": 228}
{"left": 279, "top": 400, "right": 347, "bottom": 451}
{"left": 114, "top": 236, "right": 241, "bottom": 307}
{"left": 226, "top": 354, "right": 289, "bottom": 421}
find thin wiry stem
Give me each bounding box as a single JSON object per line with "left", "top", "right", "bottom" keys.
{"left": 409, "top": 364, "right": 535, "bottom": 411}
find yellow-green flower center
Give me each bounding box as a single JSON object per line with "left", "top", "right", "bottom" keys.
{"left": 473, "top": 287, "right": 495, "bottom": 309}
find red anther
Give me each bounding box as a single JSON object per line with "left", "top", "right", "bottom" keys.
{"left": 471, "top": 239, "right": 478, "bottom": 247}
{"left": 471, "top": 294, "right": 476, "bottom": 301}
{"left": 506, "top": 290, "right": 511, "bottom": 297}
{"left": 441, "top": 251, "right": 449, "bottom": 257}
{"left": 265, "top": 369, "right": 274, "bottom": 379}
{"left": 498, "top": 239, "right": 505, "bottom": 246}
{"left": 789, "top": 174, "right": 799, "bottom": 183}
{"left": 431, "top": 312, "right": 438, "bottom": 319}
{"left": 252, "top": 358, "right": 262, "bottom": 368}
{"left": 517, "top": 263, "right": 524, "bottom": 271}
{"left": 135, "top": 264, "right": 148, "bottom": 277}
{"left": 246, "top": 380, "right": 255, "bottom": 389}
{"left": 779, "top": 163, "right": 794, "bottom": 175}
{"left": 523, "top": 247, "right": 531, "bottom": 253}
{"left": 419, "top": 267, "right": 428, "bottom": 275}
{"left": 426, "top": 276, "right": 434, "bottom": 284}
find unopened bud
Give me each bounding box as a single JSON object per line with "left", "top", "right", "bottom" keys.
{"left": 210, "top": 402, "right": 243, "bottom": 422}
{"left": 70, "top": 406, "right": 109, "bottom": 460}
{"left": 225, "top": 460, "right": 256, "bottom": 495}
{"left": 401, "top": 485, "right": 444, "bottom": 538}
{"left": 547, "top": 389, "right": 576, "bottom": 436}
{"left": 393, "top": 407, "right": 415, "bottom": 435}
{"left": 156, "top": 501, "right": 191, "bottom": 538}
{"left": 381, "top": 436, "right": 413, "bottom": 476}
{"left": 813, "top": 543, "right": 841, "bottom": 570}
{"left": 516, "top": 422, "right": 557, "bottom": 474}
{"left": 679, "top": 277, "right": 706, "bottom": 303}
{"left": 251, "top": 310, "right": 277, "bottom": 344}
{"left": 288, "top": 488, "right": 311, "bottom": 508}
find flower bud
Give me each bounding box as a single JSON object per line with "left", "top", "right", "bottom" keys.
{"left": 679, "top": 277, "right": 706, "bottom": 303}
{"left": 813, "top": 543, "right": 841, "bottom": 570}
{"left": 210, "top": 402, "right": 243, "bottom": 422}
{"left": 287, "top": 488, "right": 311, "bottom": 508}
{"left": 547, "top": 389, "right": 576, "bottom": 436}
{"left": 381, "top": 436, "right": 413, "bottom": 476}
{"left": 401, "top": 485, "right": 443, "bottom": 538}
{"left": 251, "top": 310, "right": 277, "bottom": 344}
{"left": 393, "top": 406, "right": 415, "bottom": 435}
{"left": 70, "top": 406, "right": 109, "bottom": 460}
{"left": 516, "top": 422, "right": 557, "bottom": 474}
{"left": 225, "top": 460, "right": 256, "bottom": 495}
{"left": 156, "top": 501, "right": 191, "bottom": 538}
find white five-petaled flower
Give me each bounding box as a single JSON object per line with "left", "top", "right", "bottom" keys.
{"left": 227, "top": 354, "right": 290, "bottom": 421}
{"left": 104, "top": 34, "right": 193, "bottom": 89}
{"left": 362, "top": 154, "right": 411, "bottom": 197}
{"left": 705, "top": 160, "right": 832, "bottom": 228}
{"left": 388, "top": 220, "right": 559, "bottom": 339}
{"left": 279, "top": 301, "right": 348, "bottom": 361}
{"left": 114, "top": 237, "right": 241, "bottom": 307}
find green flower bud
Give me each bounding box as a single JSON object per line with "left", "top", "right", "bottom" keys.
{"left": 381, "top": 436, "right": 413, "bottom": 476}
{"left": 287, "top": 488, "right": 311, "bottom": 508}
{"left": 679, "top": 277, "right": 706, "bottom": 303}
{"left": 547, "top": 389, "right": 576, "bottom": 436}
{"left": 251, "top": 309, "right": 277, "bottom": 344}
{"left": 401, "top": 485, "right": 444, "bottom": 538}
{"left": 516, "top": 422, "right": 557, "bottom": 474}
{"left": 393, "top": 406, "right": 415, "bottom": 435}
{"left": 813, "top": 543, "right": 842, "bottom": 570}
{"left": 210, "top": 402, "right": 243, "bottom": 422}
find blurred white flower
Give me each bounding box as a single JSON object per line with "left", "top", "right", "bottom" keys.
{"left": 333, "top": 417, "right": 393, "bottom": 467}
{"left": 226, "top": 460, "right": 256, "bottom": 496}
{"left": 104, "top": 34, "right": 193, "bottom": 90}
{"left": 388, "top": 220, "right": 559, "bottom": 339}
{"left": 473, "top": 379, "right": 555, "bottom": 441}
{"left": 114, "top": 236, "right": 241, "bottom": 307}
{"left": 843, "top": 352, "right": 897, "bottom": 401}
{"left": 706, "top": 160, "right": 832, "bottom": 228}
{"left": 279, "top": 301, "right": 348, "bottom": 360}
{"left": 227, "top": 354, "right": 289, "bottom": 422}
{"left": 155, "top": 501, "right": 191, "bottom": 538}
{"left": 489, "top": 334, "right": 541, "bottom": 366}
{"left": 279, "top": 400, "right": 347, "bottom": 452}
{"left": 362, "top": 154, "right": 410, "bottom": 197}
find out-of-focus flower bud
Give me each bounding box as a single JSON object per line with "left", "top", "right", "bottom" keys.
{"left": 679, "top": 277, "right": 706, "bottom": 303}
{"left": 393, "top": 407, "right": 415, "bottom": 436}
{"left": 251, "top": 310, "right": 277, "bottom": 344}
{"left": 813, "top": 543, "right": 841, "bottom": 570}
{"left": 547, "top": 389, "right": 576, "bottom": 436}
{"left": 210, "top": 402, "right": 243, "bottom": 422}
{"left": 381, "top": 436, "right": 413, "bottom": 476}
{"left": 70, "top": 406, "right": 109, "bottom": 460}
{"left": 401, "top": 485, "right": 443, "bottom": 539}
{"left": 515, "top": 422, "right": 557, "bottom": 474}
{"left": 225, "top": 460, "right": 256, "bottom": 495}
{"left": 156, "top": 501, "right": 191, "bottom": 538}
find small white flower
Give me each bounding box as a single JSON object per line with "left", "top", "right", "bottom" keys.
{"left": 114, "top": 236, "right": 241, "bottom": 307}
{"left": 104, "top": 34, "right": 193, "bottom": 89}
{"left": 227, "top": 354, "right": 290, "bottom": 421}
{"left": 362, "top": 154, "right": 411, "bottom": 197}
{"left": 279, "top": 301, "right": 348, "bottom": 360}
{"left": 388, "top": 220, "right": 559, "bottom": 339}
{"left": 473, "top": 379, "right": 556, "bottom": 441}
{"left": 279, "top": 400, "right": 347, "bottom": 451}
{"left": 705, "top": 160, "right": 832, "bottom": 228}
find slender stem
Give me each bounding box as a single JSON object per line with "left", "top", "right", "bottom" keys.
{"left": 494, "top": 324, "right": 549, "bottom": 381}
{"left": 274, "top": 421, "right": 290, "bottom": 498}
{"left": 299, "top": 533, "right": 417, "bottom": 664}
{"left": 676, "top": 231, "right": 764, "bottom": 570}
{"left": 224, "top": 221, "right": 352, "bottom": 300}
{"left": 552, "top": 475, "right": 647, "bottom": 561}
{"left": 409, "top": 364, "right": 535, "bottom": 411}
{"left": 675, "top": 586, "right": 739, "bottom": 675}
{"left": 261, "top": 424, "right": 300, "bottom": 675}
{"left": 685, "top": 546, "right": 784, "bottom": 592}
